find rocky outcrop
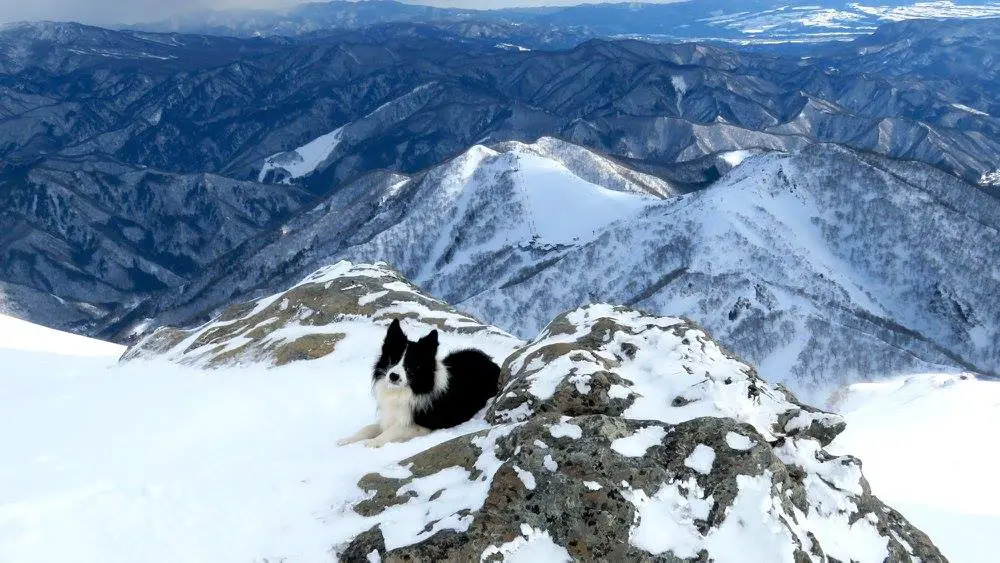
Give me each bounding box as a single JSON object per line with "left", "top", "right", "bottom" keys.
{"left": 338, "top": 304, "right": 945, "bottom": 562}
{"left": 119, "top": 262, "right": 944, "bottom": 560}
{"left": 121, "top": 261, "right": 521, "bottom": 367}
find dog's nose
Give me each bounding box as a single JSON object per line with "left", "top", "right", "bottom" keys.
{"left": 389, "top": 373, "right": 400, "bottom": 383}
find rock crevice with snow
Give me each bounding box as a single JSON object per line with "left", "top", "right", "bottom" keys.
{"left": 338, "top": 303, "right": 944, "bottom": 562}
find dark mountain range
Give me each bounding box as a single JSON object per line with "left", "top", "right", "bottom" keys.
{"left": 3, "top": 19, "right": 998, "bottom": 186}
{"left": 0, "top": 155, "right": 310, "bottom": 332}
{"left": 1, "top": 17, "right": 999, "bottom": 391}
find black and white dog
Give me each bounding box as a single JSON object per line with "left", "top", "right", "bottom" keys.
{"left": 338, "top": 319, "right": 501, "bottom": 448}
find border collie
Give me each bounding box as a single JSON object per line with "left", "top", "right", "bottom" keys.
{"left": 338, "top": 319, "right": 501, "bottom": 448}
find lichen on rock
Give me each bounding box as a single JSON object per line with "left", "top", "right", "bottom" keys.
{"left": 121, "top": 261, "right": 519, "bottom": 367}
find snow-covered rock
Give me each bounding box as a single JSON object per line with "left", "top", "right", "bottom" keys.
{"left": 122, "top": 261, "right": 521, "bottom": 367}
{"left": 6, "top": 266, "right": 952, "bottom": 562}
{"left": 338, "top": 304, "right": 944, "bottom": 562}
{"left": 980, "top": 169, "right": 1000, "bottom": 187}
{"left": 487, "top": 304, "right": 845, "bottom": 445}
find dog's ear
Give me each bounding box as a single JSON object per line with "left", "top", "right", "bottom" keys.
{"left": 383, "top": 319, "right": 407, "bottom": 352}
{"left": 418, "top": 329, "right": 439, "bottom": 350}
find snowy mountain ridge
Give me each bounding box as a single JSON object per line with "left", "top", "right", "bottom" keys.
{"left": 451, "top": 145, "right": 1000, "bottom": 392}
{"left": 127, "top": 137, "right": 674, "bottom": 335}
{"left": 6, "top": 17, "right": 1000, "bottom": 345}
{"left": 148, "top": 140, "right": 1000, "bottom": 398}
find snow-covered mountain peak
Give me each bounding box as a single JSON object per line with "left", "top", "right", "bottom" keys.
{"left": 473, "top": 143, "right": 659, "bottom": 245}
{"left": 493, "top": 137, "right": 677, "bottom": 198}
{"left": 338, "top": 140, "right": 664, "bottom": 298}
{"left": 429, "top": 143, "right": 500, "bottom": 195}
{"left": 445, "top": 144, "right": 1000, "bottom": 393}
{"left": 136, "top": 142, "right": 1000, "bottom": 395}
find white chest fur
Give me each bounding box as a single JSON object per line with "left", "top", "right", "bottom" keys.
{"left": 374, "top": 380, "right": 416, "bottom": 431}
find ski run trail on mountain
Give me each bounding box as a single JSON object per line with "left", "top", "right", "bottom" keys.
{"left": 0, "top": 314, "right": 997, "bottom": 562}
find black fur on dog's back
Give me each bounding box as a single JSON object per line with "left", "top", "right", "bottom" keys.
{"left": 413, "top": 349, "right": 501, "bottom": 430}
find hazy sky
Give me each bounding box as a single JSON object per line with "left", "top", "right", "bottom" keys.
{"left": 401, "top": 0, "right": 685, "bottom": 7}
{"left": 0, "top": 0, "right": 687, "bottom": 26}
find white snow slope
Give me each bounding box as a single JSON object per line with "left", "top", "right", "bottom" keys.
{"left": 0, "top": 313, "right": 123, "bottom": 357}
{"left": 830, "top": 373, "right": 1000, "bottom": 563}
{"left": 0, "top": 315, "right": 512, "bottom": 563}
{"left": 258, "top": 126, "right": 344, "bottom": 183}
{"left": 341, "top": 140, "right": 668, "bottom": 290}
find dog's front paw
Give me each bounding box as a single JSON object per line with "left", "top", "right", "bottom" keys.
{"left": 363, "top": 437, "right": 388, "bottom": 448}
{"left": 336, "top": 437, "right": 357, "bottom": 446}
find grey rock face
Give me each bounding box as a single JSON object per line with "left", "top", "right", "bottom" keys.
{"left": 337, "top": 304, "right": 945, "bottom": 562}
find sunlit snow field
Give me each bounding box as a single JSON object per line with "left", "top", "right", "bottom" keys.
{"left": 830, "top": 373, "right": 1000, "bottom": 563}
{"left": 0, "top": 314, "right": 486, "bottom": 562}
{"left": 1, "top": 313, "right": 997, "bottom": 562}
